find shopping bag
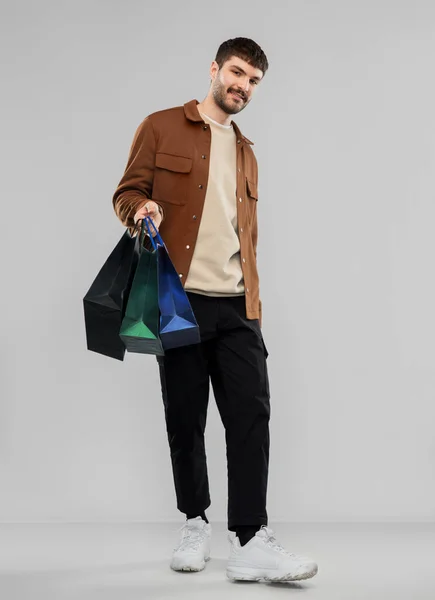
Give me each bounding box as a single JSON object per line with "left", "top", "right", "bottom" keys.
{"left": 119, "top": 220, "right": 164, "bottom": 355}
{"left": 83, "top": 228, "right": 140, "bottom": 361}
{"left": 146, "top": 217, "right": 200, "bottom": 350}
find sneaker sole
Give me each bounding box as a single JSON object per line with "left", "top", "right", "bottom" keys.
{"left": 227, "top": 563, "right": 318, "bottom": 582}
{"left": 171, "top": 556, "right": 210, "bottom": 572}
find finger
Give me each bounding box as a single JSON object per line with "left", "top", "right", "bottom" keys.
{"left": 144, "top": 202, "right": 159, "bottom": 216}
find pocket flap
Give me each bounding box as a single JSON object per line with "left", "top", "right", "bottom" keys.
{"left": 246, "top": 179, "right": 258, "bottom": 200}
{"left": 155, "top": 153, "right": 192, "bottom": 173}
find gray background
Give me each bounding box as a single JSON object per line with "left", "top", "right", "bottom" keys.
{"left": 1, "top": 0, "right": 434, "bottom": 524}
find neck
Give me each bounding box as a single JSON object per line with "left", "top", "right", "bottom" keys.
{"left": 197, "top": 96, "right": 233, "bottom": 127}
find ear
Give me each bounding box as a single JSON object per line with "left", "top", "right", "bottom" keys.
{"left": 210, "top": 60, "right": 219, "bottom": 81}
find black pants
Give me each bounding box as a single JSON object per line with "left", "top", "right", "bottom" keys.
{"left": 157, "top": 292, "right": 270, "bottom": 532}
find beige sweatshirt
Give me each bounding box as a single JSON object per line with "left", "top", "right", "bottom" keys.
{"left": 184, "top": 112, "right": 244, "bottom": 296}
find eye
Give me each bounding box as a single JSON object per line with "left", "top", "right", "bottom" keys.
{"left": 250, "top": 79, "right": 258, "bottom": 85}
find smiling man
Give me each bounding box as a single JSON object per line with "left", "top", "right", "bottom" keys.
{"left": 112, "top": 37, "right": 318, "bottom": 583}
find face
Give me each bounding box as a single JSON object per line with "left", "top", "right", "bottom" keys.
{"left": 210, "top": 56, "right": 263, "bottom": 115}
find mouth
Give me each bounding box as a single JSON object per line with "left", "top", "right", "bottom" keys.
{"left": 229, "top": 91, "right": 244, "bottom": 102}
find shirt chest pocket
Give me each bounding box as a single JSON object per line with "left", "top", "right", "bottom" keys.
{"left": 152, "top": 152, "right": 193, "bottom": 205}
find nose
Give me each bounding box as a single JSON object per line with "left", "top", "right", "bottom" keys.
{"left": 242, "top": 77, "right": 250, "bottom": 92}
{"left": 235, "top": 79, "right": 250, "bottom": 96}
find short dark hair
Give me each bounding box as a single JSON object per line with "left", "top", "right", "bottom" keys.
{"left": 215, "top": 37, "right": 269, "bottom": 77}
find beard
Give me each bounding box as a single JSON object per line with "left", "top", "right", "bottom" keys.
{"left": 212, "top": 78, "right": 249, "bottom": 115}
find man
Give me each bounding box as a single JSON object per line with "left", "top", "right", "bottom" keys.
{"left": 113, "top": 37, "right": 318, "bottom": 583}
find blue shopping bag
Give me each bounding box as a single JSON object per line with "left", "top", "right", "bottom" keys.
{"left": 145, "top": 217, "right": 201, "bottom": 350}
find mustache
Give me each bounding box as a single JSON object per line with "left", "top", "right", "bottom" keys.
{"left": 228, "top": 89, "right": 246, "bottom": 100}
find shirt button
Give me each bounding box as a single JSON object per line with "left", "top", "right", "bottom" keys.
{"left": 193, "top": 215, "right": 197, "bottom": 220}
{"left": 246, "top": 288, "right": 250, "bottom": 293}
{"left": 239, "top": 197, "right": 243, "bottom": 202}
{"left": 201, "top": 155, "right": 206, "bottom": 159}
{"left": 237, "top": 139, "right": 241, "bottom": 144}
{"left": 179, "top": 273, "right": 183, "bottom": 278}
{"left": 199, "top": 184, "right": 203, "bottom": 189}
{"left": 238, "top": 168, "right": 241, "bottom": 172}
{"left": 186, "top": 245, "right": 190, "bottom": 249}
{"left": 242, "top": 258, "right": 246, "bottom": 263}
{"left": 203, "top": 125, "right": 208, "bottom": 130}
{"left": 240, "top": 227, "right": 244, "bottom": 233}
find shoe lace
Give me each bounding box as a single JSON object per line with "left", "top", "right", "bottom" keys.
{"left": 260, "top": 527, "right": 299, "bottom": 557}
{"left": 175, "top": 522, "right": 207, "bottom": 552}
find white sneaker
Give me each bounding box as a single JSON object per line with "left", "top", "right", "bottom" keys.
{"left": 170, "top": 516, "right": 211, "bottom": 572}
{"left": 226, "top": 526, "right": 318, "bottom": 582}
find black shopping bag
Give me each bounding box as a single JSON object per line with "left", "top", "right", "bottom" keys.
{"left": 83, "top": 229, "right": 139, "bottom": 360}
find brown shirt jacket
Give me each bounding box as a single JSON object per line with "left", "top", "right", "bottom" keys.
{"left": 112, "top": 99, "right": 262, "bottom": 322}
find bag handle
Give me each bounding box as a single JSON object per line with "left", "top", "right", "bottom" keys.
{"left": 144, "top": 216, "right": 164, "bottom": 250}
{"left": 133, "top": 218, "right": 156, "bottom": 253}
{"left": 137, "top": 219, "right": 147, "bottom": 252}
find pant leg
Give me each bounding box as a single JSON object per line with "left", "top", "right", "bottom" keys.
{"left": 209, "top": 296, "right": 271, "bottom": 531}
{"left": 156, "top": 293, "right": 218, "bottom": 516}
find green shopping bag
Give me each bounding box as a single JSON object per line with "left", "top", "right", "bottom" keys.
{"left": 119, "top": 221, "right": 164, "bottom": 355}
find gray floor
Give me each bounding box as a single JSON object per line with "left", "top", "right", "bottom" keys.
{"left": 0, "top": 522, "right": 434, "bottom": 599}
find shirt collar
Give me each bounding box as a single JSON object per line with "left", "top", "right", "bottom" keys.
{"left": 183, "top": 99, "right": 254, "bottom": 145}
